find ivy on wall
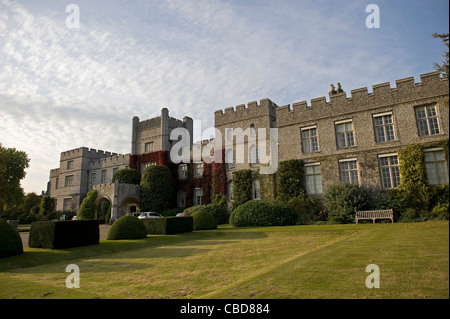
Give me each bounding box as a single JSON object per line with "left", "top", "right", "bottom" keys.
{"left": 129, "top": 151, "right": 170, "bottom": 171}
{"left": 212, "top": 148, "right": 227, "bottom": 196}
{"left": 397, "top": 144, "right": 429, "bottom": 208}
{"left": 231, "top": 169, "right": 254, "bottom": 211}
{"left": 276, "top": 159, "right": 305, "bottom": 201}
{"left": 397, "top": 140, "right": 450, "bottom": 210}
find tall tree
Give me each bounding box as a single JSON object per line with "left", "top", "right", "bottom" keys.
{"left": 433, "top": 32, "right": 449, "bottom": 78}
{"left": 0, "top": 144, "right": 30, "bottom": 211}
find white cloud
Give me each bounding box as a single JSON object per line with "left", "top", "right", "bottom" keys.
{"left": 0, "top": 0, "right": 446, "bottom": 193}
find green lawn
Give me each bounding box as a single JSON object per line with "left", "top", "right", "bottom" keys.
{"left": 0, "top": 221, "right": 448, "bottom": 299}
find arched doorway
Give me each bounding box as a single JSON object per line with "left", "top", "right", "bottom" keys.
{"left": 120, "top": 196, "right": 139, "bottom": 217}
{"left": 95, "top": 195, "right": 112, "bottom": 224}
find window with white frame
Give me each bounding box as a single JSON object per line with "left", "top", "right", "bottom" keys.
{"left": 378, "top": 154, "right": 401, "bottom": 189}
{"left": 415, "top": 105, "right": 440, "bottom": 136}
{"left": 177, "top": 191, "right": 186, "bottom": 208}
{"left": 373, "top": 112, "right": 396, "bottom": 143}
{"left": 339, "top": 159, "right": 359, "bottom": 185}
{"left": 65, "top": 175, "right": 74, "bottom": 187}
{"left": 178, "top": 164, "right": 188, "bottom": 179}
{"left": 301, "top": 126, "right": 319, "bottom": 153}
{"left": 424, "top": 149, "right": 449, "bottom": 185}
{"left": 144, "top": 142, "right": 154, "bottom": 153}
{"left": 194, "top": 162, "right": 203, "bottom": 177}
{"left": 335, "top": 120, "right": 355, "bottom": 148}
{"left": 194, "top": 188, "right": 203, "bottom": 206}
{"left": 305, "top": 163, "right": 323, "bottom": 194}
{"left": 253, "top": 180, "right": 261, "bottom": 200}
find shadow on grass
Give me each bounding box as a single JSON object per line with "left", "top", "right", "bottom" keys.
{"left": 0, "top": 228, "right": 268, "bottom": 272}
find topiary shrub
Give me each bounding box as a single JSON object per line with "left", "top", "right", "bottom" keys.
{"left": 106, "top": 215, "right": 147, "bottom": 240}
{"left": 0, "top": 219, "right": 23, "bottom": 258}
{"left": 112, "top": 168, "right": 141, "bottom": 185}
{"left": 191, "top": 209, "right": 217, "bottom": 230}
{"left": 324, "top": 182, "right": 369, "bottom": 224}
{"left": 140, "top": 165, "right": 174, "bottom": 213}
{"left": 229, "top": 200, "right": 297, "bottom": 227}
{"left": 78, "top": 189, "right": 98, "bottom": 220}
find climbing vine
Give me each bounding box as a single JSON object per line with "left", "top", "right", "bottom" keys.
{"left": 397, "top": 144, "right": 429, "bottom": 208}
{"left": 276, "top": 159, "right": 305, "bottom": 201}
{"left": 231, "top": 169, "right": 254, "bottom": 211}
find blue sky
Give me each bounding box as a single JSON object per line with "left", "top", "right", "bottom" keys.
{"left": 0, "top": 0, "right": 448, "bottom": 194}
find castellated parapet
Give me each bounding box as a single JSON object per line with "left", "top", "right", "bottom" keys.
{"left": 131, "top": 108, "right": 194, "bottom": 155}
{"left": 60, "top": 147, "right": 118, "bottom": 161}
{"left": 214, "top": 98, "right": 278, "bottom": 127}
{"left": 276, "top": 71, "right": 448, "bottom": 126}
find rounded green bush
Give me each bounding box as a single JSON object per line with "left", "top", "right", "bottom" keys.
{"left": 192, "top": 209, "right": 217, "bottom": 230}
{"left": 0, "top": 219, "right": 23, "bottom": 258}
{"left": 230, "top": 200, "right": 297, "bottom": 227}
{"left": 106, "top": 216, "right": 147, "bottom": 240}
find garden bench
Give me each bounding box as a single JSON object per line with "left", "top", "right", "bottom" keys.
{"left": 355, "top": 209, "right": 394, "bottom": 224}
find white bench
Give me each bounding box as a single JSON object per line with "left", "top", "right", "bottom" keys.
{"left": 355, "top": 209, "right": 394, "bottom": 224}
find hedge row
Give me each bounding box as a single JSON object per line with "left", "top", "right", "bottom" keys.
{"left": 141, "top": 216, "right": 193, "bottom": 235}
{"left": 28, "top": 220, "right": 99, "bottom": 249}
{"left": 230, "top": 200, "right": 297, "bottom": 227}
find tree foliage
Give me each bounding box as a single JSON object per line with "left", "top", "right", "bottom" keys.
{"left": 78, "top": 189, "right": 98, "bottom": 220}
{"left": 139, "top": 165, "right": 174, "bottom": 213}
{"left": 39, "top": 195, "right": 55, "bottom": 217}
{"left": 323, "top": 182, "right": 369, "bottom": 224}
{"left": 0, "top": 144, "right": 30, "bottom": 211}
{"left": 433, "top": 32, "right": 449, "bottom": 78}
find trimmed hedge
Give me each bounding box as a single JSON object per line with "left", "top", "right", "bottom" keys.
{"left": 106, "top": 216, "right": 147, "bottom": 240}
{"left": 0, "top": 219, "right": 23, "bottom": 258}
{"left": 229, "top": 200, "right": 297, "bottom": 227}
{"left": 192, "top": 209, "right": 217, "bottom": 230}
{"left": 140, "top": 165, "right": 174, "bottom": 213}
{"left": 183, "top": 203, "right": 229, "bottom": 225}
{"left": 141, "top": 216, "right": 193, "bottom": 235}
{"left": 28, "top": 220, "right": 99, "bottom": 249}
{"left": 112, "top": 168, "right": 141, "bottom": 185}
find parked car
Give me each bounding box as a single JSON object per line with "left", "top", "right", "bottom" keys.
{"left": 126, "top": 212, "right": 141, "bottom": 217}
{"left": 137, "top": 212, "right": 162, "bottom": 219}
{"left": 176, "top": 212, "right": 191, "bottom": 217}
{"left": 71, "top": 215, "right": 78, "bottom": 220}
{"left": 60, "top": 214, "right": 74, "bottom": 220}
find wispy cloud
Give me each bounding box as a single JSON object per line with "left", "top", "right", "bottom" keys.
{"left": 0, "top": 0, "right": 448, "bottom": 193}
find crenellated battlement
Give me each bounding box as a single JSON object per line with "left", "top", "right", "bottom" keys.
{"left": 89, "top": 154, "right": 130, "bottom": 169}
{"left": 214, "top": 98, "right": 278, "bottom": 126}
{"left": 276, "top": 71, "right": 449, "bottom": 125}
{"left": 60, "top": 147, "right": 118, "bottom": 161}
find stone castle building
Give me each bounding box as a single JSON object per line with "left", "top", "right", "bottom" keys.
{"left": 48, "top": 71, "right": 449, "bottom": 220}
